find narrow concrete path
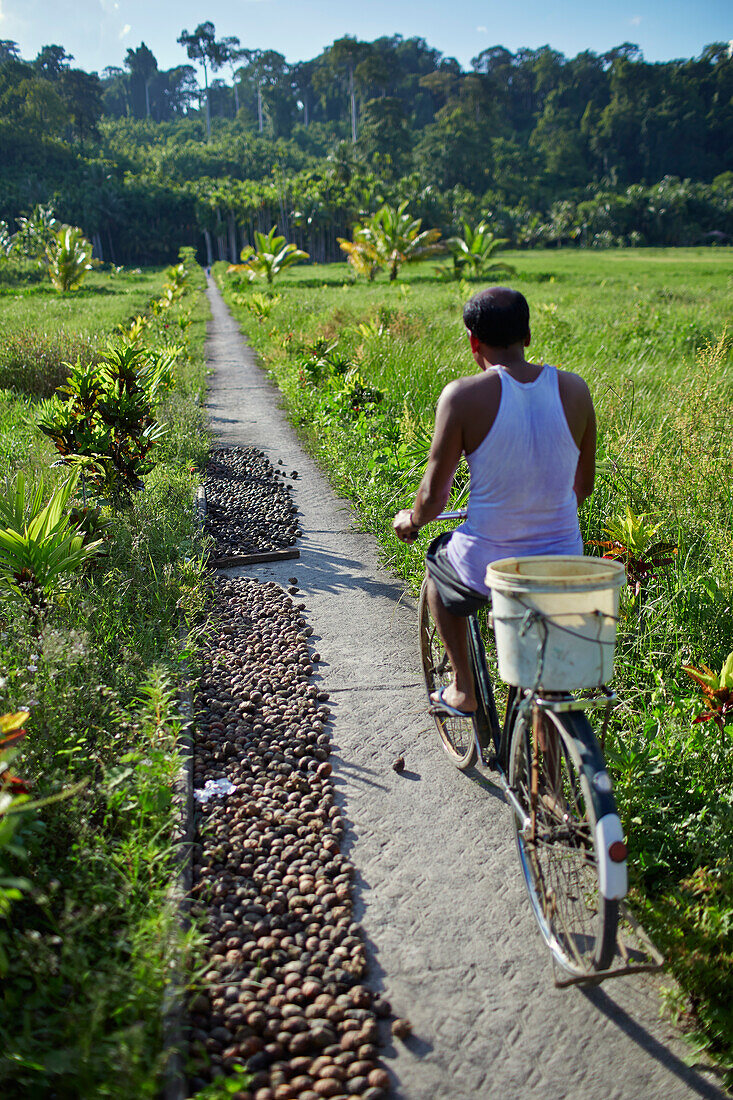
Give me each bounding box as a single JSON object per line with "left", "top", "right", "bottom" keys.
{"left": 205, "top": 276, "right": 723, "bottom": 1100}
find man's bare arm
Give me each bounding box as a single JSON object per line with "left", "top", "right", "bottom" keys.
{"left": 573, "top": 386, "right": 596, "bottom": 505}
{"left": 393, "top": 383, "right": 464, "bottom": 542}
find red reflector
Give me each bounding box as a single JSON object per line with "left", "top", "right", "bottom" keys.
{"left": 609, "top": 840, "right": 627, "bottom": 863}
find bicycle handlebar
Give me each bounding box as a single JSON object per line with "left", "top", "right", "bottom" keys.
{"left": 436, "top": 510, "right": 468, "bottom": 521}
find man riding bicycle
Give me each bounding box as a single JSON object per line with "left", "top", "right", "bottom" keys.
{"left": 393, "top": 286, "right": 596, "bottom": 718}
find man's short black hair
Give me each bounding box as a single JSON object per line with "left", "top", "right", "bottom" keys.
{"left": 463, "top": 287, "right": 530, "bottom": 348}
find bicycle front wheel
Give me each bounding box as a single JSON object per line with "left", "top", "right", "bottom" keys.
{"left": 508, "top": 706, "right": 618, "bottom": 974}
{"left": 418, "top": 576, "right": 477, "bottom": 770}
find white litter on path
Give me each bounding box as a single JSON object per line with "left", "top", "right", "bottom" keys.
{"left": 194, "top": 777, "right": 236, "bottom": 803}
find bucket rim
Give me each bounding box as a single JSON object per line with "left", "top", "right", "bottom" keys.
{"left": 486, "top": 554, "right": 626, "bottom": 593}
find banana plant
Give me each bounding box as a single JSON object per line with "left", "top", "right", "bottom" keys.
{"left": 337, "top": 228, "right": 381, "bottom": 281}
{"left": 0, "top": 472, "right": 103, "bottom": 615}
{"left": 45, "top": 225, "right": 95, "bottom": 292}
{"left": 683, "top": 652, "right": 733, "bottom": 733}
{"left": 368, "top": 202, "right": 443, "bottom": 282}
{"left": 442, "top": 220, "right": 515, "bottom": 281}
{"left": 229, "top": 227, "right": 309, "bottom": 285}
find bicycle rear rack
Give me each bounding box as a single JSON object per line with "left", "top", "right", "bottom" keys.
{"left": 534, "top": 687, "right": 617, "bottom": 751}
{"left": 533, "top": 687, "right": 617, "bottom": 713}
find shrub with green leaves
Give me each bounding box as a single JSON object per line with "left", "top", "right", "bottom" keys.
{"left": 0, "top": 222, "right": 14, "bottom": 260}
{"left": 13, "top": 204, "right": 60, "bottom": 262}
{"left": 38, "top": 344, "right": 176, "bottom": 507}
{"left": 442, "top": 219, "right": 515, "bottom": 281}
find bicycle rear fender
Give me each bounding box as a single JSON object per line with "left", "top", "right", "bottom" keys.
{"left": 560, "top": 711, "right": 617, "bottom": 821}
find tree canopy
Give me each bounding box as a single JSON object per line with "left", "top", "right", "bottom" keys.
{"left": 1, "top": 29, "right": 731, "bottom": 264}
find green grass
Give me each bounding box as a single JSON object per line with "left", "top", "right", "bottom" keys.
{"left": 0, "top": 267, "right": 167, "bottom": 334}
{"left": 0, "top": 263, "right": 211, "bottom": 1097}
{"left": 0, "top": 268, "right": 173, "bottom": 397}
{"left": 216, "top": 247, "right": 733, "bottom": 1082}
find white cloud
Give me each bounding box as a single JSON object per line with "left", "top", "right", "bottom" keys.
{"left": 0, "top": 0, "right": 5, "bottom": 23}
{"left": 477, "top": 25, "right": 487, "bottom": 33}
{"left": 630, "top": 15, "right": 642, "bottom": 26}
{"left": 119, "top": 22, "right": 131, "bottom": 39}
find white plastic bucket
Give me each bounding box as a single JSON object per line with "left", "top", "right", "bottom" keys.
{"left": 484, "top": 555, "right": 626, "bottom": 690}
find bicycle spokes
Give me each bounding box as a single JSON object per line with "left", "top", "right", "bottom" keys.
{"left": 511, "top": 711, "right": 617, "bottom": 974}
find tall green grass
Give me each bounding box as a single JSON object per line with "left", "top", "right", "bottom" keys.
{"left": 217, "top": 247, "right": 733, "bottom": 1080}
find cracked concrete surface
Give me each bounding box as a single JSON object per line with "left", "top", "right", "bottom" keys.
{"left": 204, "top": 276, "right": 724, "bottom": 1100}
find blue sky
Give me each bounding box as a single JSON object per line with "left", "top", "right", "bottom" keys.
{"left": 2, "top": 0, "right": 730, "bottom": 74}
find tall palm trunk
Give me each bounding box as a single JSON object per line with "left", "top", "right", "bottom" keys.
{"left": 349, "top": 65, "right": 357, "bottom": 143}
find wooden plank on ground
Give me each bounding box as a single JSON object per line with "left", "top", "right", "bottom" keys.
{"left": 212, "top": 548, "right": 300, "bottom": 568}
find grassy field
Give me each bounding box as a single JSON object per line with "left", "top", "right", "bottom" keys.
{"left": 0, "top": 263, "right": 211, "bottom": 1097}
{"left": 0, "top": 268, "right": 170, "bottom": 398}
{"left": 217, "top": 246, "right": 733, "bottom": 1082}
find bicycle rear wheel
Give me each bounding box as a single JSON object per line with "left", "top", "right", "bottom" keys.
{"left": 418, "top": 576, "right": 477, "bottom": 770}
{"left": 508, "top": 706, "right": 618, "bottom": 974}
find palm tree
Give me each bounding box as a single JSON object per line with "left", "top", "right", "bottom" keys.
{"left": 337, "top": 227, "right": 380, "bottom": 281}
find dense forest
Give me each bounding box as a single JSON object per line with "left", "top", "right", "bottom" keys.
{"left": 1, "top": 30, "right": 732, "bottom": 264}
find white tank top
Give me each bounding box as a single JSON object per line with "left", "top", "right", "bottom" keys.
{"left": 446, "top": 364, "right": 583, "bottom": 594}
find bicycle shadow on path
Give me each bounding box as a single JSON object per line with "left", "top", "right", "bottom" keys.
{"left": 583, "top": 985, "right": 727, "bottom": 1099}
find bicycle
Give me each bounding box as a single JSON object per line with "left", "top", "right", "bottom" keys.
{"left": 418, "top": 511, "right": 629, "bottom": 980}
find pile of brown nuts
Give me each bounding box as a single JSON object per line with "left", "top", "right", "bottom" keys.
{"left": 204, "top": 447, "right": 301, "bottom": 556}
{"left": 188, "top": 576, "right": 390, "bottom": 1099}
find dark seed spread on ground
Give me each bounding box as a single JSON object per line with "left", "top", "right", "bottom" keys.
{"left": 205, "top": 446, "right": 302, "bottom": 557}
{"left": 188, "top": 453, "right": 389, "bottom": 1099}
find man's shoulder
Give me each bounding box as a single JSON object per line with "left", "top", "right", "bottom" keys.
{"left": 438, "top": 372, "right": 502, "bottom": 446}
{"left": 556, "top": 367, "right": 592, "bottom": 404}
{"left": 442, "top": 370, "right": 501, "bottom": 405}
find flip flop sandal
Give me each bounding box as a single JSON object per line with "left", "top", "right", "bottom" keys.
{"left": 429, "top": 686, "right": 476, "bottom": 719}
